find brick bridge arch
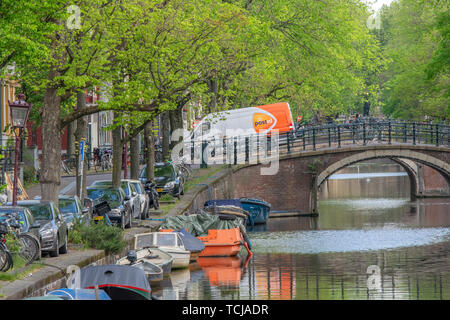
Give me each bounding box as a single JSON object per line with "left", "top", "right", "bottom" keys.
{"left": 317, "top": 148, "right": 450, "bottom": 194}
{"left": 231, "top": 145, "right": 450, "bottom": 214}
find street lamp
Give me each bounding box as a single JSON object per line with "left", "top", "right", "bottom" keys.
{"left": 8, "top": 93, "right": 32, "bottom": 206}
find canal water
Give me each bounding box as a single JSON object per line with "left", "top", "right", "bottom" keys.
{"left": 153, "top": 159, "right": 450, "bottom": 300}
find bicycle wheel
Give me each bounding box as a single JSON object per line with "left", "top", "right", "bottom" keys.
{"left": 180, "top": 164, "right": 192, "bottom": 180}
{"left": 17, "top": 234, "right": 40, "bottom": 265}
{"left": 61, "top": 161, "right": 70, "bottom": 175}
{"left": 0, "top": 247, "right": 13, "bottom": 272}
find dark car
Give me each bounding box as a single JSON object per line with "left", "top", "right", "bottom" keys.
{"left": 9, "top": 200, "right": 69, "bottom": 257}
{"left": 86, "top": 186, "right": 132, "bottom": 229}
{"left": 0, "top": 206, "right": 41, "bottom": 243}
{"left": 139, "top": 162, "right": 184, "bottom": 199}
{"left": 57, "top": 195, "right": 91, "bottom": 229}
{"left": 90, "top": 180, "right": 141, "bottom": 219}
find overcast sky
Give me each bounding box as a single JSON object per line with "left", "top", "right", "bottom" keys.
{"left": 367, "top": 0, "right": 395, "bottom": 12}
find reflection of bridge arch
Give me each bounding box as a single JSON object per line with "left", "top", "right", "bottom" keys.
{"left": 317, "top": 149, "right": 450, "bottom": 194}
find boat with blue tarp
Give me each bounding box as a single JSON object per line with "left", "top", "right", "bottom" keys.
{"left": 239, "top": 198, "right": 271, "bottom": 225}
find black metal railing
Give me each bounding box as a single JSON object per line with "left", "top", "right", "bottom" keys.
{"left": 187, "top": 120, "right": 450, "bottom": 166}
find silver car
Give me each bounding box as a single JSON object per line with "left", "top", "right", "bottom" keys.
{"left": 57, "top": 195, "right": 91, "bottom": 229}
{"left": 90, "top": 180, "right": 141, "bottom": 219}
{"left": 12, "top": 200, "right": 68, "bottom": 257}
{"left": 124, "top": 179, "right": 150, "bottom": 219}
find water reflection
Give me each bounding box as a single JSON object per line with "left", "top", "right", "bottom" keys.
{"left": 157, "top": 159, "right": 449, "bottom": 300}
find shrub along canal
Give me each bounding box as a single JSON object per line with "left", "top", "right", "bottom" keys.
{"left": 152, "top": 159, "right": 450, "bottom": 300}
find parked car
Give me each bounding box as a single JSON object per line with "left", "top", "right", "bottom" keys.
{"left": 139, "top": 162, "right": 185, "bottom": 199}
{"left": 8, "top": 200, "right": 68, "bottom": 257}
{"left": 0, "top": 206, "right": 41, "bottom": 244}
{"left": 90, "top": 180, "right": 142, "bottom": 219}
{"left": 86, "top": 186, "right": 132, "bottom": 229}
{"left": 126, "top": 179, "right": 150, "bottom": 219}
{"left": 57, "top": 195, "right": 91, "bottom": 229}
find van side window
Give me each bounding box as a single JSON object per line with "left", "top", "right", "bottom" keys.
{"left": 202, "top": 122, "right": 210, "bottom": 134}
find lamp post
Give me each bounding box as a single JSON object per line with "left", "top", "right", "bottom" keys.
{"left": 8, "top": 93, "right": 32, "bottom": 206}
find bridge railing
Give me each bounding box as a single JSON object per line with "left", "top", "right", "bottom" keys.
{"left": 188, "top": 120, "right": 450, "bottom": 166}
{"left": 291, "top": 120, "right": 450, "bottom": 151}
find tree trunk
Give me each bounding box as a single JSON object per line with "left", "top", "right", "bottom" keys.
{"left": 130, "top": 133, "right": 140, "bottom": 179}
{"left": 40, "top": 80, "right": 62, "bottom": 204}
{"left": 161, "top": 111, "right": 170, "bottom": 161}
{"left": 169, "top": 107, "right": 184, "bottom": 150}
{"left": 112, "top": 112, "right": 123, "bottom": 188}
{"left": 67, "top": 121, "right": 76, "bottom": 156}
{"left": 144, "top": 122, "right": 154, "bottom": 182}
{"left": 144, "top": 121, "right": 155, "bottom": 182}
{"left": 207, "top": 78, "right": 218, "bottom": 113}
{"left": 74, "top": 91, "right": 88, "bottom": 199}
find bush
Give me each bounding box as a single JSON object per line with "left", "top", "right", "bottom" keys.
{"left": 23, "top": 165, "right": 38, "bottom": 185}
{"left": 160, "top": 194, "right": 174, "bottom": 201}
{"left": 78, "top": 220, "right": 126, "bottom": 255}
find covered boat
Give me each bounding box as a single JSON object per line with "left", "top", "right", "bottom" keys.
{"left": 239, "top": 198, "right": 271, "bottom": 225}
{"left": 158, "top": 214, "right": 252, "bottom": 257}
{"left": 175, "top": 228, "right": 205, "bottom": 262}
{"left": 134, "top": 232, "right": 190, "bottom": 269}
{"left": 80, "top": 264, "right": 152, "bottom": 300}
{"left": 204, "top": 199, "right": 250, "bottom": 224}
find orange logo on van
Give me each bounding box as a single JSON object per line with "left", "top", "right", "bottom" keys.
{"left": 253, "top": 113, "right": 275, "bottom": 132}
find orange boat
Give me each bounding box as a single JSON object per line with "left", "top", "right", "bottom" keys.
{"left": 159, "top": 226, "right": 252, "bottom": 258}
{"left": 197, "top": 228, "right": 243, "bottom": 257}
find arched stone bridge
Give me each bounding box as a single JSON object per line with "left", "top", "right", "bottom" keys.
{"left": 194, "top": 120, "right": 449, "bottom": 214}
{"left": 230, "top": 144, "right": 450, "bottom": 214}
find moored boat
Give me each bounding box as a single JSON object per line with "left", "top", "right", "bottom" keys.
{"left": 45, "top": 288, "right": 111, "bottom": 300}
{"left": 158, "top": 214, "right": 253, "bottom": 258}
{"left": 239, "top": 198, "right": 271, "bottom": 225}
{"left": 197, "top": 227, "right": 243, "bottom": 257}
{"left": 79, "top": 264, "right": 152, "bottom": 300}
{"left": 158, "top": 228, "right": 205, "bottom": 262}
{"left": 120, "top": 246, "right": 173, "bottom": 275}
{"left": 204, "top": 199, "right": 250, "bottom": 224}
{"left": 116, "top": 250, "right": 164, "bottom": 282}
{"left": 134, "top": 232, "right": 189, "bottom": 269}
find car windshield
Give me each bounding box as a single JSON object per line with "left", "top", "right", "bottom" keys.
{"left": 20, "top": 204, "right": 53, "bottom": 221}
{"left": 0, "top": 209, "right": 27, "bottom": 230}
{"left": 155, "top": 164, "right": 174, "bottom": 178}
{"left": 58, "top": 199, "right": 78, "bottom": 216}
{"left": 93, "top": 181, "right": 130, "bottom": 195}
{"left": 87, "top": 189, "right": 121, "bottom": 208}
{"left": 132, "top": 183, "right": 142, "bottom": 193}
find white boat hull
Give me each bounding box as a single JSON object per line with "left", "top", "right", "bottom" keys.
{"left": 159, "top": 247, "right": 190, "bottom": 269}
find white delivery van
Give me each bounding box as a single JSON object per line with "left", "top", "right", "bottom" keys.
{"left": 185, "top": 102, "right": 295, "bottom": 142}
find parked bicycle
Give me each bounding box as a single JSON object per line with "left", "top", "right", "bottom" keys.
{"left": 93, "top": 147, "right": 113, "bottom": 172}
{"left": 61, "top": 154, "right": 77, "bottom": 175}
{"left": 174, "top": 158, "right": 193, "bottom": 182}
{"left": 0, "top": 212, "right": 40, "bottom": 271}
